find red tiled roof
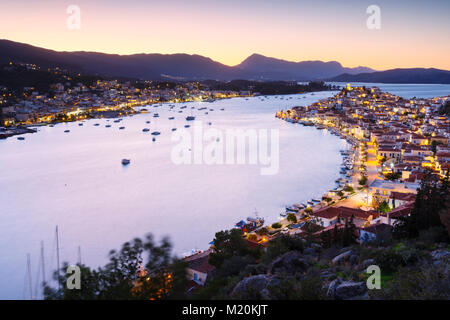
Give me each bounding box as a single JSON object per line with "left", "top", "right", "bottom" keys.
{"left": 389, "top": 203, "right": 414, "bottom": 218}
{"left": 184, "top": 250, "right": 216, "bottom": 274}
{"left": 361, "top": 222, "right": 392, "bottom": 234}
{"left": 313, "top": 206, "right": 379, "bottom": 220}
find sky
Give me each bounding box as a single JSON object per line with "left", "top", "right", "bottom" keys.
{"left": 0, "top": 0, "right": 449, "bottom": 70}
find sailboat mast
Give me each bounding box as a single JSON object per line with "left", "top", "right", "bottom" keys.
{"left": 40, "top": 241, "right": 46, "bottom": 285}
{"left": 56, "top": 225, "right": 61, "bottom": 290}
{"left": 77, "top": 246, "right": 82, "bottom": 265}
{"left": 26, "top": 254, "right": 32, "bottom": 300}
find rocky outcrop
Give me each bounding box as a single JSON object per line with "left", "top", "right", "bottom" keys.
{"left": 268, "top": 251, "right": 310, "bottom": 275}
{"left": 231, "top": 274, "right": 271, "bottom": 299}
{"left": 331, "top": 250, "right": 353, "bottom": 265}
{"left": 430, "top": 249, "right": 450, "bottom": 266}
{"left": 334, "top": 281, "right": 367, "bottom": 300}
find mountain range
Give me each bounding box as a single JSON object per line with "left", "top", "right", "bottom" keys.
{"left": 1, "top": 39, "right": 449, "bottom": 83}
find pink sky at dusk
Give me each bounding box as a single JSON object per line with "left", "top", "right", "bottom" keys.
{"left": 1, "top": 0, "right": 449, "bottom": 70}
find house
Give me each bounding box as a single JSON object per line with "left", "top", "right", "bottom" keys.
{"left": 312, "top": 206, "right": 379, "bottom": 228}
{"left": 359, "top": 223, "right": 392, "bottom": 243}
{"left": 183, "top": 249, "right": 215, "bottom": 286}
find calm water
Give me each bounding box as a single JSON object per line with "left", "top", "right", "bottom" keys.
{"left": 0, "top": 84, "right": 447, "bottom": 299}
{"left": 327, "top": 82, "right": 450, "bottom": 98}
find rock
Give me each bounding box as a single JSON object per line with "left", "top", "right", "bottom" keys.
{"left": 268, "top": 251, "right": 310, "bottom": 275}
{"left": 326, "top": 278, "right": 342, "bottom": 297}
{"left": 349, "top": 254, "right": 359, "bottom": 265}
{"left": 331, "top": 250, "right": 352, "bottom": 265}
{"left": 335, "top": 281, "right": 367, "bottom": 300}
{"left": 304, "top": 247, "right": 316, "bottom": 256}
{"left": 231, "top": 274, "right": 270, "bottom": 299}
{"left": 431, "top": 249, "right": 450, "bottom": 261}
{"left": 361, "top": 259, "right": 375, "bottom": 269}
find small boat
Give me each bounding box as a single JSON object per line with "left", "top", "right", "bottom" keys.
{"left": 153, "top": 113, "right": 159, "bottom": 118}
{"left": 286, "top": 206, "right": 298, "bottom": 212}
{"left": 105, "top": 125, "right": 111, "bottom": 128}
{"left": 168, "top": 117, "right": 175, "bottom": 120}
{"left": 17, "top": 137, "right": 25, "bottom": 140}
{"left": 307, "top": 201, "right": 314, "bottom": 205}
{"left": 78, "top": 123, "right": 83, "bottom": 126}
{"left": 64, "top": 130, "right": 70, "bottom": 133}
{"left": 186, "top": 116, "right": 195, "bottom": 121}
{"left": 142, "top": 128, "right": 150, "bottom": 132}
{"left": 205, "top": 112, "right": 208, "bottom": 115}
{"left": 113, "top": 119, "right": 121, "bottom": 123}
{"left": 208, "top": 122, "right": 212, "bottom": 125}
{"left": 184, "top": 125, "right": 190, "bottom": 128}
{"left": 178, "top": 111, "right": 183, "bottom": 113}
{"left": 151, "top": 131, "right": 160, "bottom": 136}
{"left": 146, "top": 121, "right": 151, "bottom": 124}
{"left": 94, "top": 123, "right": 100, "bottom": 126}
{"left": 220, "top": 108, "right": 224, "bottom": 111}
{"left": 119, "top": 126, "right": 125, "bottom": 130}
{"left": 280, "top": 212, "right": 287, "bottom": 217}
{"left": 172, "top": 128, "right": 177, "bottom": 131}
{"left": 181, "top": 106, "right": 187, "bottom": 109}
{"left": 121, "top": 159, "right": 130, "bottom": 165}
{"left": 152, "top": 137, "right": 156, "bottom": 142}
{"left": 49, "top": 124, "right": 55, "bottom": 127}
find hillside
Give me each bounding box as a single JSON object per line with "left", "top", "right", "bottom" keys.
{"left": 0, "top": 39, "right": 372, "bottom": 81}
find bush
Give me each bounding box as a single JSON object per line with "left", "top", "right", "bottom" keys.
{"left": 272, "top": 222, "right": 282, "bottom": 229}
{"left": 247, "top": 233, "right": 258, "bottom": 241}
{"left": 370, "top": 263, "right": 450, "bottom": 300}
{"left": 344, "top": 185, "right": 354, "bottom": 193}
{"left": 287, "top": 213, "right": 297, "bottom": 223}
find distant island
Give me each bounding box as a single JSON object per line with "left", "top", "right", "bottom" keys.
{"left": 327, "top": 68, "right": 450, "bottom": 84}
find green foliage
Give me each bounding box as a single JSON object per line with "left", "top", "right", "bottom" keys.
{"left": 262, "top": 234, "right": 304, "bottom": 264}
{"left": 359, "top": 175, "right": 368, "bottom": 185}
{"left": 371, "top": 263, "right": 450, "bottom": 300}
{"left": 44, "top": 234, "right": 187, "bottom": 300}
{"left": 271, "top": 222, "right": 282, "bottom": 229}
{"left": 384, "top": 172, "right": 401, "bottom": 181}
{"left": 267, "top": 270, "right": 326, "bottom": 300}
{"left": 377, "top": 200, "right": 392, "bottom": 213}
{"left": 343, "top": 185, "right": 354, "bottom": 193}
{"left": 255, "top": 227, "right": 268, "bottom": 236}
{"left": 287, "top": 213, "right": 297, "bottom": 223}
{"left": 394, "top": 171, "right": 449, "bottom": 239}
{"left": 209, "top": 229, "right": 260, "bottom": 269}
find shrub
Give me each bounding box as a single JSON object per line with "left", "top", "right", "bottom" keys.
{"left": 271, "top": 222, "right": 282, "bottom": 229}
{"left": 287, "top": 213, "right": 297, "bottom": 223}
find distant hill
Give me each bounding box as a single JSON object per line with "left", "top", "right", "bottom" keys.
{"left": 328, "top": 68, "right": 450, "bottom": 84}
{"left": 236, "top": 53, "right": 374, "bottom": 80}
{"left": 0, "top": 39, "right": 374, "bottom": 81}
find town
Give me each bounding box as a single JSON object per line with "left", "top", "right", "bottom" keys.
{"left": 180, "top": 84, "right": 449, "bottom": 296}
{"left": 0, "top": 62, "right": 247, "bottom": 138}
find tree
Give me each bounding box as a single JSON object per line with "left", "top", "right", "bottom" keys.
{"left": 394, "top": 170, "right": 449, "bottom": 239}
{"left": 44, "top": 234, "right": 187, "bottom": 300}
{"left": 271, "top": 222, "right": 282, "bottom": 229}
{"left": 287, "top": 213, "right": 297, "bottom": 223}
{"left": 378, "top": 201, "right": 392, "bottom": 214}
{"left": 208, "top": 229, "right": 259, "bottom": 269}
